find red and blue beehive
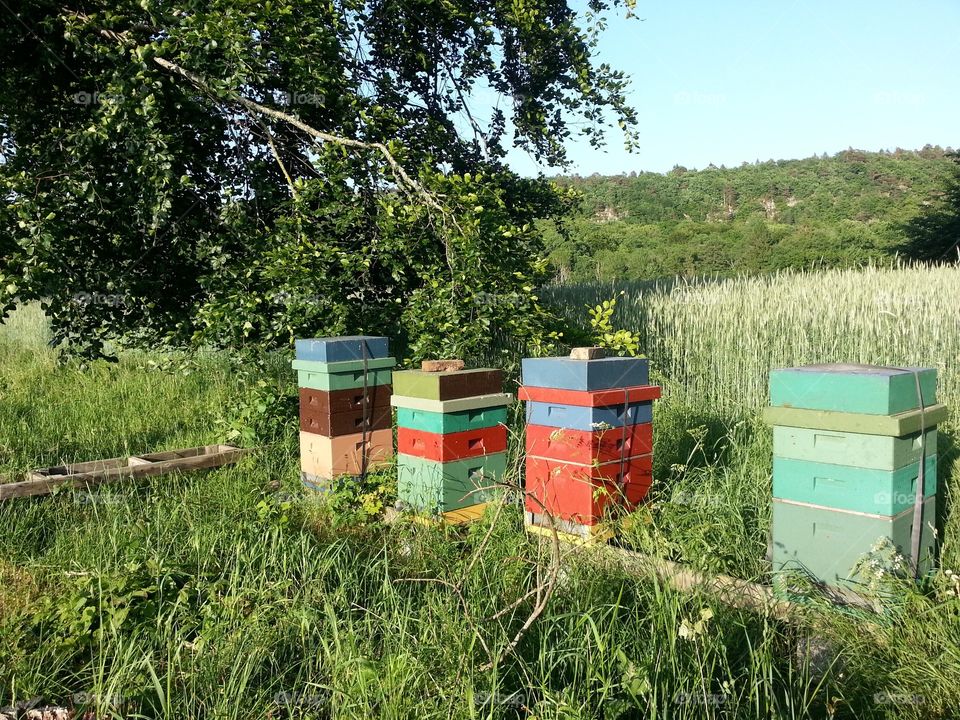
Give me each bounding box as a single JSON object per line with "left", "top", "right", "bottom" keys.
{"left": 520, "top": 349, "right": 660, "bottom": 537}
{"left": 293, "top": 336, "right": 396, "bottom": 492}
{"left": 391, "top": 363, "right": 511, "bottom": 521}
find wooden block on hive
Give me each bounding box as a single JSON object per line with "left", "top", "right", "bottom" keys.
{"left": 769, "top": 364, "right": 937, "bottom": 415}
{"left": 295, "top": 335, "right": 390, "bottom": 363}
{"left": 772, "top": 455, "right": 936, "bottom": 515}
{"left": 397, "top": 425, "right": 507, "bottom": 462}
{"left": 525, "top": 423, "right": 653, "bottom": 464}
{"left": 569, "top": 347, "right": 607, "bottom": 360}
{"left": 521, "top": 356, "right": 649, "bottom": 391}
{"left": 422, "top": 359, "right": 465, "bottom": 372}
{"left": 299, "top": 429, "right": 393, "bottom": 477}
{"left": 395, "top": 406, "right": 508, "bottom": 434}
{"left": 393, "top": 368, "right": 503, "bottom": 400}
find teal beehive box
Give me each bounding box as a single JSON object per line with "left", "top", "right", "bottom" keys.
{"left": 772, "top": 497, "right": 937, "bottom": 587}
{"left": 397, "top": 452, "right": 507, "bottom": 512}
{"left": 772, "top": 455, "right": 936, "bottom": 515}
{"left": 773, "top": 426, "right": 936, "bottom": 471}
{"left": 769, "top": 364, "right": 937, "bottom": 415}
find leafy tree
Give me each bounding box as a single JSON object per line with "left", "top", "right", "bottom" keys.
{"left": 898, "top": 153, "right": 960, "bottom": 263}
{"left": 0, "top": 0, "right": 637, "bottom": 361}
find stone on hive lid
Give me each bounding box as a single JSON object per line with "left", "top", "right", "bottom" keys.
{"left": 422, "top": 359, "right": 465, "bottom": 372}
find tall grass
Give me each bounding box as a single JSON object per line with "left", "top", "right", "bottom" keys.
{"left": 1, "top": 274, "right": 960, "bottom": 719}
{"left": 545, "top": 264, "right": 960, "bottom": 415}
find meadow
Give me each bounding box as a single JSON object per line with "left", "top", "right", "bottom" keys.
{"left": 0, "top": 265, "right": 958, "bottom": 719}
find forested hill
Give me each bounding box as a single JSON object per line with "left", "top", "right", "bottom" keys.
{"left": 544, "top": 146, "right": 957, "bottom": 282}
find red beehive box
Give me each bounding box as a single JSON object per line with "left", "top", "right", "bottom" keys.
{"left": 397, "top": 425, "right": 507, "bottom": 462}
{"left": 525, "top": 423, "right": 652, "bottom": 464}
{"left": 524, "top": 455, "right": 652, "bottom": 525}
{"left": 518, "top": 384, "right": 661, "bottom": 406}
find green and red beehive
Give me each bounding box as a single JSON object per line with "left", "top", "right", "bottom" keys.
{"left": 293, "top": 336, "right": 396, "bottom": 492}
{"left": 391, "top": 365, "right": 510, "bottom": 521}
{"left": 763, "top": 363, "right": 946, "bottom": 589}
{"left": 519, "top": 350, "right": 661, "bottom": 538}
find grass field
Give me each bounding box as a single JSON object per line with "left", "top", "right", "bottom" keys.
{"left": 1, "top": 265, "right": 959, "bottom": 719}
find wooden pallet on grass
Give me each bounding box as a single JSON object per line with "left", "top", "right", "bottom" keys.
{"left": 0, "top": 444, "right": 251, "bottom": 501}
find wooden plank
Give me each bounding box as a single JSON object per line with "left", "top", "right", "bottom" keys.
{"left": 0, "top": 445, "right": 252, "bottom": 501}
{"left": 544, "top": 538, "right": 876, "bottom": 619}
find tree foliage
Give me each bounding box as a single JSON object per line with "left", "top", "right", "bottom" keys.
{"left": 544, "top": 147, "right": 958, "bottom": 281}
{"left": 0, "top": 0, "right": 636, "bottom": 361}
{"left": 898, "top": 152, "right": 960, "bottom": 263}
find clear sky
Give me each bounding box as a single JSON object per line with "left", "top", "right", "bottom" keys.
{"left": 503, "top": 0, "right": 960, "bottom": 176}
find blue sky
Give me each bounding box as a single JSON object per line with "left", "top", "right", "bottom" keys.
{"left": 503, "top": 0, "right": 960, "bottom": 176}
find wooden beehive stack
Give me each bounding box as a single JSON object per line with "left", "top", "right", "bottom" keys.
{"left": 519, "top": 348, "right": 661, "bottom": 539}
{"left": 764, "top": 363, "right": 946, "bottom": 588}
{"left": 292, "top": 336, "right": 396, "bottom": 492}
{"left": 391, "top": 361, "right": 511, "bottom": 522}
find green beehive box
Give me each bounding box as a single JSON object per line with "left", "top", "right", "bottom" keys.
{"left": 772, "top": 426, "right": 937, "bottom": 471}
{"left": 395, "top": 406, "right": 508, "bottom": 434}
{"left": 397, "top": 452, "right": 507, "bottom": 512}
{"left": 296, "top": 367, "right": 393, "bottom": 391}
{"left": 769, "top": 364, "right": 937, "bottom": 415}
{"left": 392, "top": 368, "right": 503, "bottom": 401}
{"left": 762, "top": 404, "right": 948, "bottom": 436}
{"left": 292, "top": 357, "right": 396, "bottom": 374}
{"left": 772, "top": 455, "right": 937, "bottom": 515}
{"left": 771, "top": 497, "right": 936, "bottom": 587}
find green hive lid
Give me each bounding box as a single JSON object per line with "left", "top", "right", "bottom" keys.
{"left": 762, "top": 403, "right": 948, "bottom": 436}
{"left": 769, "top": 363, "right": 937, "bottom": 415}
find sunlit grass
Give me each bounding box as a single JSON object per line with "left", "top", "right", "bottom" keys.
{"left": 1, "top": 271, "right": 959, "bottom": 719}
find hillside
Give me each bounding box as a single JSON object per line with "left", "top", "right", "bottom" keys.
{"left": 544, "top": 146, "right": 957, "bottom": 281}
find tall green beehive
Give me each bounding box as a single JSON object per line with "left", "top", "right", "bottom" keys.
{"left": 766, "top": 363, "right": 941, "bottom": 589}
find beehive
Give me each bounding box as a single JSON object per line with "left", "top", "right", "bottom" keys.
{"left": 520, "top": 353, "right": 660, "bottom": 537}
{"left": 766, "top": 363, "right": 940, "bottom": 588}
{"left": 392, "top": 366, "right": 509, "bottom": 520}
{"left": 293, "top": 336, "right": 395, "bottom": 492}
